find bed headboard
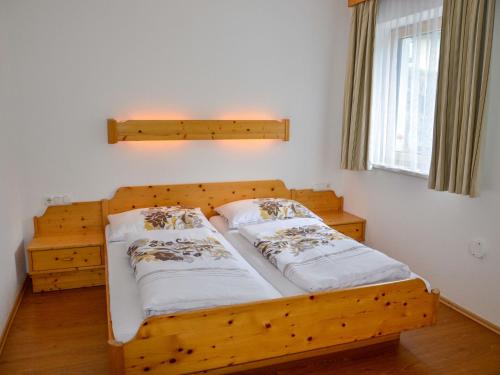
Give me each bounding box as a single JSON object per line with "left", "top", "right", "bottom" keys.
{"left": 33, "top": 180, "right": 344, "bottom": 235}
{"left": 104, "top": 180, "right": 291, "bottom": 221}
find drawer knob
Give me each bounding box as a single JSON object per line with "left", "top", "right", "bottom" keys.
{"left": 61, "top": 257, "right": 74, "bottom": 262}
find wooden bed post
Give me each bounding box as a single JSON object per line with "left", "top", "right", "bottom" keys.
{"left": 109, "top": 340, "right": 125, "bottom": 375}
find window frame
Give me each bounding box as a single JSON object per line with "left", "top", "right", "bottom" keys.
{"left": 370, "top": 17, "right": 442, "bottom": 178}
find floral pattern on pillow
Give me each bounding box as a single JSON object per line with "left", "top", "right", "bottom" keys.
{"left": 141, "top": 207, "right": 204, "bottom": 230}
{"left": 256, "top": 199, "right": 317, "bottom": 220}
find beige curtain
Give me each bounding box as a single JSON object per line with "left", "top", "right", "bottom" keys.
{"left": 341, "top": 0, "right": 378, "bottom": 171}
{"left": 428, "top": 0, "right": 496, "bottom": 196}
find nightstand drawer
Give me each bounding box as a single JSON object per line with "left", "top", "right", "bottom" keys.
{"left": 332, "top": 223, "right": 364, "bottom": 241}
{"left": 31, "top": 246, "right": 101, "bottom": 271}
{"left": 31, "top": 267, "right": 105, "bottom": 292}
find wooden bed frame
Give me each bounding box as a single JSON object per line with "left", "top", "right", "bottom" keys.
{"left": 31, "top": 180, "right": 440, "bottom": 374}
{"left": 102, "top": 180, "right": 439, "bottom": 374}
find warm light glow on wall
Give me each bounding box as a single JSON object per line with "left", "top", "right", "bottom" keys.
{"left": 215, "top": 139, "right": 279, "bottom": 151}
{"left": 118, "top": 140, "right": 188, "bottom": 152}
{"left": 118, "top": 139, "right": 279, "bottom": 153}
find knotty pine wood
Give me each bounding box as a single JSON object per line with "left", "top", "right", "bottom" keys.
{"left": 28, "top": 232, "right": 105, "bottom": 292}
{"left": 318, "top": 210, "right": 365, "bottom": 226}
{"left": 290, "top": 189, "right": 365, "bottom": 240}
{"left": 31, "top": 246, "right": 102, "bottom": 272}
{"left": 198, "top": 334, "right": 401, "bottom": 375}
{"left": 34, "top": 201, "right": 103, "bottom": 236}
{"left": 317, "top": 211, "right": 366, "bottom": 241}
{"left": 332, "top": 223, "right": 364, "bottom": 241}
{"left": 115, "top": 279, "right": 437, "bottom": 374}
{"left": 291, "top": 188, "right": 344, "bottom": 212}
{"left": 34, "top": 180, "right": 351, "bottom": 230}
{"left": 1, "top": 284, "right": 499, "bottom": 374}
{"left": 28, "top": 232, "right": 105, "bottom": 250}
{"left": 31, "top": 266, "right": 105, "bottom": 293}
{"left": 107, "top": 119, "right": 290, "bottom": 143}
{"left": 105, "top": 180, "right": 292, "bottom": 219}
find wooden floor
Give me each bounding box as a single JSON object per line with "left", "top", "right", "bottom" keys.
{"left": 0, "top": 285, "right": 499, "bottom": 375}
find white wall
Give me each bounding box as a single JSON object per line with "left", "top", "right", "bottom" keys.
{"left": 341, "top": 4, "right": 500, "bottom": 326}
{"left": 0, "top": 8, "right": 26, "bottom": 332}
{"left": 0, "top": 0, "right": 350, "bottom": 237}
{"left": 0, "top": 0, "right": 351, "bottom": 331}
{"left": 0, "top": 141, "right": 25, "bottom": 337}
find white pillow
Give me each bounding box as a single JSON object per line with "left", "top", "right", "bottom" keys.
{"left": 108, "top": 206, "right": 208, "bottom": 242}
{"left": 214, "top": 198, "right": 322, "bottom": 229}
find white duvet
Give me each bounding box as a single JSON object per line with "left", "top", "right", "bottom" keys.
{"left": 239, "top": 218, "right": 411, "bottom": 292}
{"left": 126, "top": 227, "right": 280, "bottom": 317}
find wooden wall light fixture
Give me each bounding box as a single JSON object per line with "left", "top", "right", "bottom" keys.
{"left": 107, "top": 118, "right": 290, "bottom": 144}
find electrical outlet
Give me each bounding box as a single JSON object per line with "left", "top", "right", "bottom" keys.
{"left": 44, "top": 195, "right": 72, "bottom": 206}
{"left": 469, "top": 240, "right": 486, "bottom": 259}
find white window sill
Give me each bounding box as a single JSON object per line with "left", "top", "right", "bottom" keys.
{"left": 370, "top": 164, "right": 429, "bottom": 180}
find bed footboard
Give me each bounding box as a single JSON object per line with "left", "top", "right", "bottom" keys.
{"left": 109, "top": 278, "right": 439, "bottom": 374}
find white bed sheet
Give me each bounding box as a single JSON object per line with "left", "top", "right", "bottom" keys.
{"left": 106, "top": 225, "right": 145, "bottom": 343}
{"left": 209, "top": 215, "right": 431, "bottom": 292}
{"left": 209, "top": 216, "right": 304, "bottom": 296}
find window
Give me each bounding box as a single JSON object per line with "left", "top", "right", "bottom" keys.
{"left": 369, "top": 0, "right": 443, "bottom": 176}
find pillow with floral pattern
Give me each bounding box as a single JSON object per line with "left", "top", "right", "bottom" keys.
{"left": 214, "top": 198, "right": 322, "bottom": 229}
{"left": 108, "top": 206, "right": 208, "bottom": 242}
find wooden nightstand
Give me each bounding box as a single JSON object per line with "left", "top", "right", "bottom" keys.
{"left": 28, "top": 201, "right": 105, "bottom": 293}
{"left": 291, "top": 188, "right": 366, "bottom": 242}
{"left": 27, "top": 232, "right": 105, "bottom": 293}
{"left": 317, "top": 210, "right": 366, "bottom": 241}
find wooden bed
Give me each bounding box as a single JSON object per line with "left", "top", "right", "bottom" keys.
{"left": 30, "top": 180, "right": 439, "bottom": 374}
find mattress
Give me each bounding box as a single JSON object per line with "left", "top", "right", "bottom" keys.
{"left": 209, "top": 215, "right": 431, "bottom": 292}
